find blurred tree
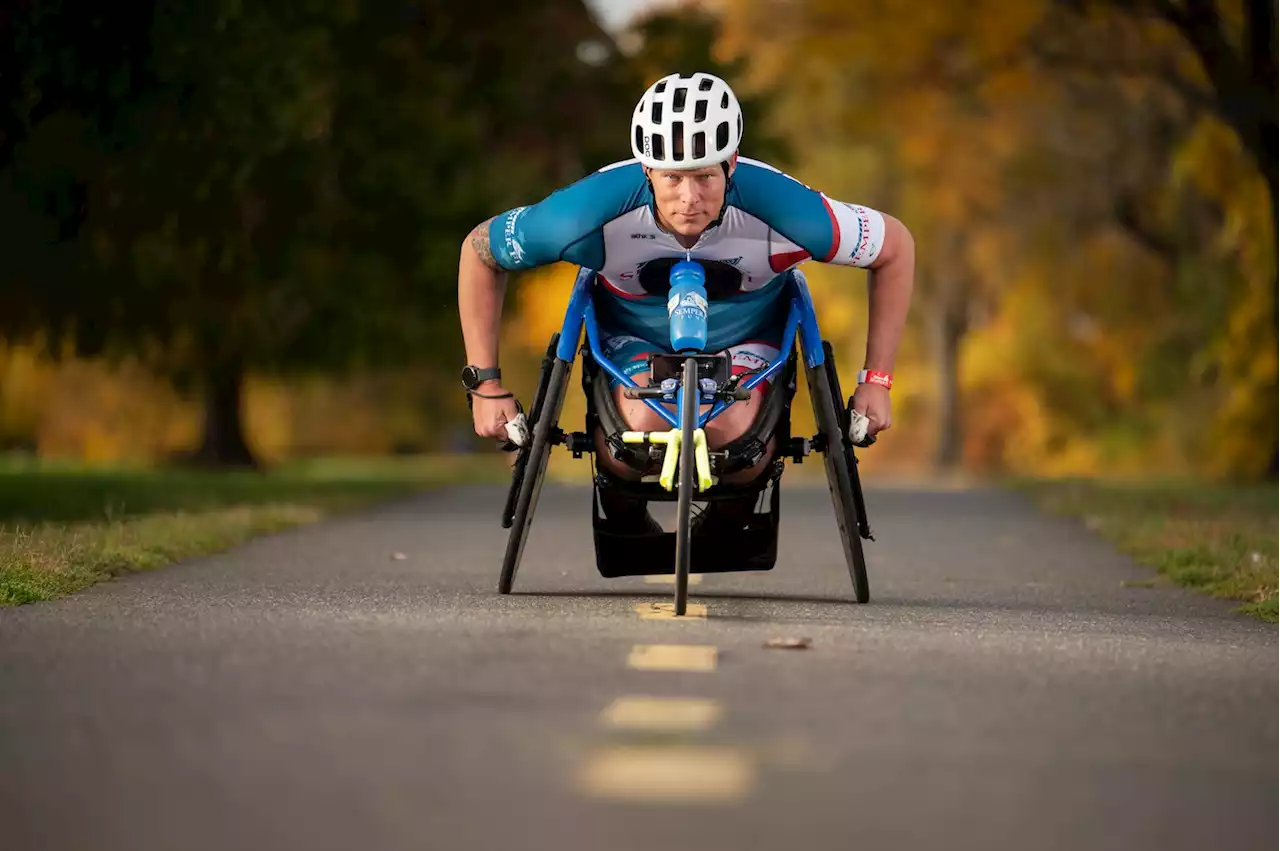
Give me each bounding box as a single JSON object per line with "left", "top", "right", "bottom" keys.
{"left": 717, "top": 0, "right": 1046, "bottom": 470}
{"left": 713, "top": 0, "right": 1276, "bottom": 478}
{"left": 1049, "top": 0, "right": 1280, "bottom": 478}
{"left": 0, "top": 0, "right": 635, "bottom": 466}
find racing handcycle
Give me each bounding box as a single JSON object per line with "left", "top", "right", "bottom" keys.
{"left": 495, "top": 260, "right": 876, "bottom": 616}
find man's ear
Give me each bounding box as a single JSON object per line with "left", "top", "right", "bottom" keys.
{"left": 726, "top": 151, "right": 739, "bottom": 178}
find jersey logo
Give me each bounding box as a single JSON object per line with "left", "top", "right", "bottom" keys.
{"left": 840, "top": 202, "right": 872, "bottom": 264}
{"left": 504, "top": 207, "right": 528, "bottom": 263}
{"left": 630, "top": 233, "right": 656, "bottom": 239}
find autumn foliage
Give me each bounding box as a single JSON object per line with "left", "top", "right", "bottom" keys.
{"left": 2, "top": 0, "right": 1274, "bottom": 482}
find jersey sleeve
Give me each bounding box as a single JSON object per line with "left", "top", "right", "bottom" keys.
{"left": 487, "top": 160, "right": 651, "bottom": 272}
{"left": 730, "top": 158, "right": 887, "bottom": 268}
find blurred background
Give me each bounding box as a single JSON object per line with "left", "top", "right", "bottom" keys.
{"left": 1, "top": 0, "right": 1275, "bottom": 483}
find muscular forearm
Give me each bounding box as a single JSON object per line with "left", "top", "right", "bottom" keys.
{"left": 458, "top": 218, "right": 509, "bottom": 373}
{"left": 864, "top": 220, "right": 915, "bottom": 373}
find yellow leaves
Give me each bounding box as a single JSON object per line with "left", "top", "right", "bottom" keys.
{"left": 1167, "top": 115, "right": 1278, "bottom": 478}
{"left": 4, "top": 348, "right": 199, "bottom": 464}
{"left": 1174, "top": 118, "right": 1246, "bottom": 206}
{"left": 800, "top": 262, "right": 864, "bottom": 342}
{"left": 508, "top": 262, "right": 581, "bottom": 352}
{"left": 1175, "top": 115, "right": 1275, "bottom": 277}
{"left": 0, "top": 343, "right": 52, "bottom": 449}
{"left": 0, "top": 344, "right": 465, "bottom": 466}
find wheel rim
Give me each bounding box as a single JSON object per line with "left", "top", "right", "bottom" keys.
{"left": 674, "top": 356, "right": 698, "bottom": 616}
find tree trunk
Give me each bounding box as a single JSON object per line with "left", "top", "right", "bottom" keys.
{"left": 192, "top": 359, "right": 257, "bottom": 468}
{"left": 931, "top": 224, "right": 969, "bottom": 472}
{"left": 933, "top": 299, "right": 967, "bottom": 471}
{"left": 1259, "top": 167, "right": 1280, "bottom": 478}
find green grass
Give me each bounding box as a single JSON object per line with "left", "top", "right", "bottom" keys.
{"left": 1012, "top": 477, "right": 1279, "bottom": 623}
{"left": 0, "top": 453, "right": 510, "bottom": 606}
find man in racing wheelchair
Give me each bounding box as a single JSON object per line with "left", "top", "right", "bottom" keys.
{"left": 457, "top": 71, "right": 915, "bottom": 572}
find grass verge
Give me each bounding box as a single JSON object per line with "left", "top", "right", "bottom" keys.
{"left": 1012, "top": 477, "right": 1278, "bottom": 623}
{"left": 0, "top": 453, "right": 510, "bottom": 606}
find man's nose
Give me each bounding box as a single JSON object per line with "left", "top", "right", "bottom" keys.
{"left": 679, "top": 183, "right": 703, "bottom": 207}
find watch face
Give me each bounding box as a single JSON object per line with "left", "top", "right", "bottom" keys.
{"left": 461, "top": 366, "right": 478, "bottom": 389}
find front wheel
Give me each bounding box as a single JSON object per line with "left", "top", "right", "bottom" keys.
{"left": 499, "top": 357, "right": 571, "bottom": 594}
{"left": 808, "top": 358, "right": 870, "bottom": 604}
{"left": 503, "top": 333, "right": 560, "bottom": 529}
{"left": 672, "top": 356, "right": 699, "bottom": 616}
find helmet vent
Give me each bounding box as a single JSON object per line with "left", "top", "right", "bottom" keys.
{"left": 716, "top": 121, "right": 730, "bottom": 151}
{"left": 651, "top": 102, "right": 663, "bottom": 124}
{"left": 652, "top": 133, "right": 665, "bottom": 161}
{"left": 692, "top": 131, "right": 706, "bottom": 161}
{"left": 694, "top": 99, "right": 707, "bottom": 122}
{"left": 635, "top": 126, "right": 645, "bottom": 155}
{"left": 698, "top": 77, "right": 714, "bottom": 91}
{"left": 655, "top": 81, "right": 667, "bottom": 93}
{"left": 672, "top": 87, "right": 687, "bottom": 113}
{"left": 721, "top": 93, "right": 729, "bottom": 109}
{"left": 671, "top": 122, "right": 685, "bottom": 160}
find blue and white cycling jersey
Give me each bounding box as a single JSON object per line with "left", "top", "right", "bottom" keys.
{"left": 487, "top": 156, "right": 887, "bottom": 352}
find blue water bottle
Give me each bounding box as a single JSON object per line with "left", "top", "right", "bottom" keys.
{"left": 667, "top": 259, "right": 708, "bottom": 353}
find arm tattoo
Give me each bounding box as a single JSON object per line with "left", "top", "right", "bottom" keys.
{"left": 469, "top": 218, "right": 503, "bottom": 272}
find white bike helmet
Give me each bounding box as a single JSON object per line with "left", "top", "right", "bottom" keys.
{"left": 630, "top": 72, "right": 743, "bottom": 170}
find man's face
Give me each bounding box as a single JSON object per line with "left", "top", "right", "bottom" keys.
{"left": 645, "top": 157, "right": 735, "bottom": 238}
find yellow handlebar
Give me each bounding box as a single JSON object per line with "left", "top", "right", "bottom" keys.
{"left": 621, "top": 427, "right": 716, "bottom": 492}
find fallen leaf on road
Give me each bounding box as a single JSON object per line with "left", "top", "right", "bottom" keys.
{"left": 391, "top": 552, "right": 408, "bottom": 561}
{"left": 764, "top": 636, "right": 811, "bottom": 650}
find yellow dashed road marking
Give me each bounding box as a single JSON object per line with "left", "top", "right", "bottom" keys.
{"left": 578, "top": 745, "right": 754, "bottom": 803}
{"left": 643, "top": 574, "right": 703, "bottom": 586}
{"left": 627, "top": 644, "right": 717, "bottom": 672}
{"left": 601, "top": 696, "right": 723, "bottom": 732}
{"left": 634, "top": 601, "right": 707, "bottom": 620}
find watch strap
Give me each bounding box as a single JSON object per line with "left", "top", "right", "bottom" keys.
{"left": 462, "top": 365, "right": 502, "bottom": 391}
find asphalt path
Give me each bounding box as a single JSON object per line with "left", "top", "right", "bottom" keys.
{"left": 1, "top": 479, "right": 1275, "bottom": 851}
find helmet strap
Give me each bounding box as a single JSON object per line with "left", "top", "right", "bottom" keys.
{"left": 707, "top": 161, "right": 733, "bottom": 227}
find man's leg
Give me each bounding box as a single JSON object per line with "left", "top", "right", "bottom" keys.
{"left": 591, "top": 335, "right": 669, "bottom": 532}
{"left": 696, "top": 339, "right": 785, "bottom": 531}
{"left": 591, "top": 334, "right": 786, "bottom": 533}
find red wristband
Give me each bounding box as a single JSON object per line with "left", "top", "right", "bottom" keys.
{"left": 857, "top": 369, "right": 893, "bottom": 390}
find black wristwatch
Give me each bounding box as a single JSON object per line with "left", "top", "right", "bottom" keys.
{"left": 460, "top": 365, "right": 501, "bottom": 391}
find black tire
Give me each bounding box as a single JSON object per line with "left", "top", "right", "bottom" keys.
{"left": 808, "top": 355, "right": 871, "bottom": 604}
{"left": 502, "top": 334, "right": 560, "bottom": 529}
{"left": 673, "top": 356, "right": 698, "bottom": 616}
{"left": 499, "top": 356, "right": 571, "bottom": 594}
{"left": 823, "top": 341, "right": 872, "bottom": 540}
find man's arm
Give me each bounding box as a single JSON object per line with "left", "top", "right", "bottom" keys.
{"left": 458, "top": 216, "right": 508, "bottom": 384}
{"left": 862, "top": 214, "right": 915, "bottom": 375}
{"left": 456, "top": 164, "right": 647, "bottom": 381}
{"left": 728, "top": 159, "right": 915, "bottom": 436}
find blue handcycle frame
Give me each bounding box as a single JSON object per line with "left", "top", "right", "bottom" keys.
{"left": 555, "top": 265, "right": 829, "bottom": 431}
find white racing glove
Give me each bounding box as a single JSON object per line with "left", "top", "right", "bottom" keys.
{"left": 848, "top": 408, "right": 874, "bottom": 446}
{"left": 503, "top": 412, "right": 530, "bottom": 449}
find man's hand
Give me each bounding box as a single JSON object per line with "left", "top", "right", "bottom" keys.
{"left": 850, "top": 383, "right": 891, "bottom": 441}
{"left": 470, "top": 384, "right": 521, "bottom": 445}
